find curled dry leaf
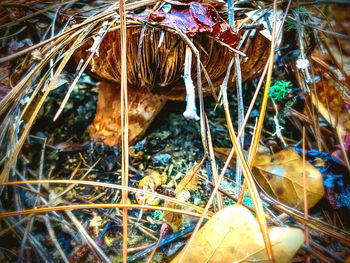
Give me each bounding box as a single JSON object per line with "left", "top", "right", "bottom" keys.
{"left": 172, "top": 205, "right": 304, "bottom": 263}
{"left": 164, "top": 160, "right": 203, "bottom": 232}
{"left": 310, "top": 62, "right": 350, "bottom": 137}
{"left": 214, "top": 148, "right": 324, "bottom": 210}
{"left": 163, "top": 203, "right": 183, "bottom": 233}
{"left": 174, "top": 161, "right": 201, "bottom": 196}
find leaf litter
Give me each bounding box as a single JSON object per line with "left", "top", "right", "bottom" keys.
{"left": 0, "top": 1, "right": 350, "bottom": 262}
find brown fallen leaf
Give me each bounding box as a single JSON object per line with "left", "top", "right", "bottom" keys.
{"left": 172, "top": 205, "right": 304, "bottom": 263}
{"left": 175, "top": 160, "right": 202, "bottom": 196}
{"left": 164, "top": 159, "right": 204, "bottom": 232}
{"left": 214, "top": 148, "right": 324, "bottom": 210}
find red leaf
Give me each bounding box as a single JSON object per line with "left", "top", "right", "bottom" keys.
{"left": 325, "top": 188, "right": 337, "bottom": 209}
{"left": 148, "top": 2, "right": 239, "bottom": 48}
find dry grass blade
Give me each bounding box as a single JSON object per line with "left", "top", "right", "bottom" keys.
{"left": 65, "top": 210, "right": 111, "bottom": 263}
{"left": 0, "top": 204, "right": 210, "bottom": 220}
{"left": 228, "top": 0, "right": 245, "bottom": 199}
{"left": 260, "top": 193, "right": 350, "bottom": 247}
{"left": 0, "top": 215, "right": 33, "bottom": 238}
{"left": 303, "top": 127, "right": 311, "bottom": 263}
{"left": 0, "top": 179, "right": 213, "bottom": 216}
{"left": 145, "top": 223, "right": 168, "bottom": 263}
{"left": 1, "top": 215, "right": 51, "bottom": 261}
{"left": 219, "top": 0, "right": 292, "bottom": 260}
{"left": 0, "top": 26, "right": 95, "bottom": 185}
{"left": 0, "top": 0, "right": 158, "bottom": 64}
{"left": 44, "top": 214, "right": 69, "bottom": 263}
{"left": 119, "top": 0, "right": 129, "bottom": 261}
{"left": 1, "top": 1, "right": 348, "bottom": 261}
{"left": 205, "top": 115, "right": 224, "bottom": 210}
{"left": 0, "top": 29, "right": 82, "bottom": 117}
{"left": 53, "top": 19, "right": 118, "bottom": 121}
{"left": 237, "top": 0, "right": 292, "bottom": 203}
{"left": 0, "top": 0, "right": 78, "bottom": 30}
{"left": 50, "top": 159, "right": 100, "bottom": 201}
{"left": 225, "top": 116, "right": 275, "bottom": 261}
{"left": 175, "top": 2, "right": 282, "bottom": 258}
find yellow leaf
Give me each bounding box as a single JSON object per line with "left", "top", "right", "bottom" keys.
{"left": 214, "top": 148, "right": 324, "bottom": 210}
{"left": 104, "top": 234, "right": 115, "bottom": 247}
{"left": 139, "top": 170, "right": 167, "bottom": 188}
{"left": 137, "top": 170, "right": 167, "bottom": 206}
{"left": 145, "top": 195, "right": 161, "bottom": 206}
{"left": 172, "top": 205, "right": 304, "bottom": 263}
{"left": 163, "top": 203, "right": 183, "bottom": 233}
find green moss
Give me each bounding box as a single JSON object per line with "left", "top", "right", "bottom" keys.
{"left": 285, "top": 19, "right": 297, "bottom": 31}
{"left": 284, "top": 6, "right": 309, "bottom": 32}
{"left": 153, "top": 210, "right": 163, "bottom": 221}
{"left": 269, "top": 81, "right": 291, "bottom": 101}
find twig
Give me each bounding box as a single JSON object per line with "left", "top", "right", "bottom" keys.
{"left": 65, "top": 210, "right": 111, "bottom": 263}
{"left": 228, "top": 0, "right": 245, "bottom": 199}
{"left": 271, "top": 99, "right": 286, "bottom": 146}
{"left": 0, "top": 25, "right": 96, "bottom": 184}
{"left": 44, "top": 214, "right": 69, "bottom": 263}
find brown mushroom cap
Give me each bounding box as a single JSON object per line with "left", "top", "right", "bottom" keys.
{"left": 74, "top": 6, "right": 270, "bottom": 146}
{"left": 76, "top": 24, "right": 269, "bottom": 100}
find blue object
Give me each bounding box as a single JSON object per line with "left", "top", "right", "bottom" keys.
{"left": 293, "top": 148, "right": 349, "bottom": 209}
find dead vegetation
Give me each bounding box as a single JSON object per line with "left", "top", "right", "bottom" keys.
{"left": 0, "top": 0, "right": 350, "bottom": 262}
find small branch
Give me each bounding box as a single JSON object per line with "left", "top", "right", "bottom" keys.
{"left": 44, "top": 215, "right": 69, "bottom": 263}
{"left": 271, "top": 99, "right": 286, "bottom": 146}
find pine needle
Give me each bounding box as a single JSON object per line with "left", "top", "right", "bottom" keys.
{"left": 0, "top": 179, "right": 214, "bottom": 216}
{"left": 0, "top": 204, "right": 210, "bottom": 220}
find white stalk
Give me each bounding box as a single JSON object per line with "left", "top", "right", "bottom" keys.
{"left": 183, "top": 46, "right": 200, "bottom": 120}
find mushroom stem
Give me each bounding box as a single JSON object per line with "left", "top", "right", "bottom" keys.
{"left": 183, "top": 46, "right": 200, "bottom": 121}
{"left": 89, "top": 81, "right": 167, "bottom": 146}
